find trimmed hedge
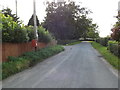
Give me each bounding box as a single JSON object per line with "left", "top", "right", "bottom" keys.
{"left": 2, "top": 45, "right": 64, "bottom": 80}
{"left": 108, "top": 41, "right": 120, "bottom": 57}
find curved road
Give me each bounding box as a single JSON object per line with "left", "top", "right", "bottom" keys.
{"left": 2, "top": 42, "right": 118, "bottom": 88}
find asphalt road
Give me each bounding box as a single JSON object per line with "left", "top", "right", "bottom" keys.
{"left": 2, "top": 42, "right": 118, "bottom": 88}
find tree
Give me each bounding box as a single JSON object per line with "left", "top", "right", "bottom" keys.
{"left": 86, "top": 24, "right": 99, "bottom": 39}
{"left": 111, "top": 27, "right": 120, "bottom": 42}
{"left": 27, "top": 14, "right": 40, "bottom": 26}
{"left": 43, "top": 1, "right": 98, "bottom": 40}
{"left": 1, "top": 7, "right": 19, "bottom": 23}
{"left": 43, "top": 2, "right": 90, "bottom": 40}
{"left": 111, "top": 12, "right": 120, "bottom": 42}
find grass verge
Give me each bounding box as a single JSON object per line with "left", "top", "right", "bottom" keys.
{"left": 65, "top": 41, "right": 81, "bottom": 46}
{"left": 2, "top": 45, "right": 64, "bottom": 80}
{"left": 91, "top": 42, "right": 119, "bottom": 69}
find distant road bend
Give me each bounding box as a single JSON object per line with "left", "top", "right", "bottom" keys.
{"left": 3, "top": 41, "right": 118, "bottom": 88}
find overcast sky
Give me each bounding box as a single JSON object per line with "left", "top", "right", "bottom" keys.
{"left": 0, "top": 0, "right": 119, "bottom": 37}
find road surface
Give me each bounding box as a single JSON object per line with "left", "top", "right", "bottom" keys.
{"left": 2, "top": 42, "right": 118, "bottom": 88}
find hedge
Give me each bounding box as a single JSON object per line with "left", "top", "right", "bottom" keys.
{"left": 1, "top": 13, "right": 54, "bottom": 43}
{"left": 108, "top": 41, "right": 120, "bottom": 57}
{"left": 2, "top": 45, "right": 64, "bottom": 80}
{"left": 96, "top": 37, "right": 109, "bottom": 46}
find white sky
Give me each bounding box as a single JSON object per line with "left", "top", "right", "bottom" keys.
{"left": 0, "top": 0, "right": 119, "bottom": 37}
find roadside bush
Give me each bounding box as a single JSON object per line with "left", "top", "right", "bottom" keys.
{"left": 37, "top": 26, "right": 53, "bottom": 43}
{"left": 26, "top": 26, "right": 35, "bottom": 41}
{"left": 96, "top": 37, "right": 109, "bottom": 46}
{"left": 1, "top": 13, "right": 54, "bottom": 43}
{"left": 1, "top": 13, "right": 29, "bottom": 43}
{"left": 108, "top": 41, "right": 120, "bottom": 57}
{"left": 2, "top": 45, "right": 64, "bottom": 80}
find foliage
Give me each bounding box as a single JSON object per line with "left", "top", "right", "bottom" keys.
{"left": 43, "top": 1, "right": 99, "bottom": 40}
{"left": 111, "top": 11, "right": 120, "bottom": 42}
{"left": 24, "top": 26, "right": 53, "bottom": 43}
{"left": 27, "top": 14, "right": 40, "bottom": 26}
{"left": 2, "top": 57, "right": 30, "bottom": 79}
{"left": 1, "top": 13, "right": 29, "bottom": 43}
{"left": 37, "top": 26, "right": 53, "bottom": 43}
{"left": 26, "top": 26, "right": 35, "bottom": 41}
{"left": 96, "top": 37, "right": 109, "bottom": 47}
{"left": 91, "top": 42, "right": 119, "bottom": 69}
{"left": 86, "top": 24, "right": 99, "bottom": 38}
{"left": 111, "top": 27, "right": 120, "bottom": 42}
{"left": 108, "top": 41, "right": 120, "bottom": 57}
{"left": 1, "top": 11, "right": 53, "bottom": 43}
{"left": 1, "top": 7, "right": 20, "bottom": 23}
{"left": 2, "top": 45, "right": 64, "bottom": 80}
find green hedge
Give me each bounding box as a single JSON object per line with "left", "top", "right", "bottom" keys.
{"left": 96, "top": 37, "right": 109, "bottom": 46}
{"left": 37, "top": 26, "right": 53, "bottom": 43}
{"left": 108, "top": 41, "right": 120, "bottom": 57}
{"left": 2, "top": 45, "right": 64, "bottom": 80}
{"left": 1, "top": 13, "right": 54, "bottom": 43}
{"left": 1, "top": 13, "right": 29, "bottom": 43}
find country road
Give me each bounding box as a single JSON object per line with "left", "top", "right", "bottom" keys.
{"left": 2, "top": 42, "right": 118, "bottom": 88}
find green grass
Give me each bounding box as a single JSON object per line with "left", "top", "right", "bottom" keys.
{"left": 65, "top": 41, "right": 81, "bottom": 46}
{"left": 2, "top": 45, "right": 64, "bottom": 80}
{"left": 91, "top": 41, "right": 119, "bottom": 69}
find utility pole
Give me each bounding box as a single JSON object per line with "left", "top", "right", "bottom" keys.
{"left": 16, "top": 0, "right": 17, "bottom": 16}
{"left": 33, "top": 0, "right": 38, "bottom": 40}
{"left": 32, "top": 0, "right": 38, "bottom": 51}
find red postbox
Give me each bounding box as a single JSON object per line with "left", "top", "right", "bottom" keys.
{"left": 31, "top": 39, "right": 37, "bottom": 47}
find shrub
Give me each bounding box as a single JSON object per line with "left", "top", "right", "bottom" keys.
{"left": 26, "top": 26, "right": 53, "bottom": 43}
{"left": 96, "top": 37, "right": 109, "bottom": 46}
{"left": 108, "top": 41, "right": 120, "bottom": 57}
{"left": 2, "top": 45, "right": 64, "bottom": 80}
{"left": 37, "top": 26, "right": 53, "bottom": 43}
{"left": 26, "top": 26, "right": 35, "bottom": 41}
{"left": 1, "top": 13, "right": 29, "bottom": 43}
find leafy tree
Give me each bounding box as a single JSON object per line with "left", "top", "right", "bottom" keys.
{"left": 111, "top": 27, "right": 120, "bottom": 42}
{"left": 43, "top": 1, "right": 97, "bottom": 40}
{"left": 1, "top": 7, "right": 19, "bottom": 23}
{"left": 111, "top": 12, "right": 120, "bottom": 42}
{"left": 28, "top": 14, "right": 40, "bottom": 26}
{"left": 86, "top": 24, "right": 99, "bottom": 39}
